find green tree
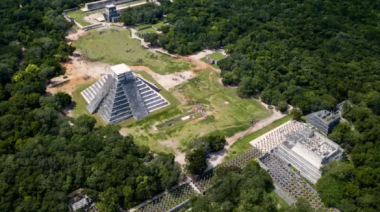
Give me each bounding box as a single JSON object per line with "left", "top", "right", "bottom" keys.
{"left": 278, "top": 101, "right": 288, "bottom": 113}
{"left": 186, "top": 148, "right": 207, "bottom": 175}
{"left": 290, "top": 108, "right": 303, "bottom": 120}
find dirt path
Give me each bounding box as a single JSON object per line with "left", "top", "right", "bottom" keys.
{"left": 203, "top": 102, "right": 290, "bottom": 170}
{"left": 225, "top": 103, "right": 287, "bottom": 148}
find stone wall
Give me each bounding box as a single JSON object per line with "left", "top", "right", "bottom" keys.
{"left": 85, "top": 0, "right": 134, "bottom": 11}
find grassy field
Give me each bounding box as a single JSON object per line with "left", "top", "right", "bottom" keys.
{"left": 138, "top": 28, "right": 158, "bottom": 34}
{"left": 136, "top": 24, "right": 153, "bottom": 30}
{"left": 136, "top": 21, "right": 166, "bottom": 31}
{"left": 67, "top": 9, "right": 101, "bottom": 27}
{"left": 73, "top": 27, "right": 192, "bottom": 74}
{"left": 122, "top": 69, "right": 271, "bottom": 153}
{"left": 225, "top": 115, "right": 292, "bottom": 161}
{"left": 152, "top": 21, "right": 167, "bottom": 30}
{"left": 209, "top": 52, "right": 225, "bottom": 61}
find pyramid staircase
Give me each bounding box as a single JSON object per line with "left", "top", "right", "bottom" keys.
{"left": 81, "top": 64, "right": 169, "bottom": 124}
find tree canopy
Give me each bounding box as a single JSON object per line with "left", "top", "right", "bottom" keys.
{"left": 189, "top": 161, "right": 319, "bottom": 212}
{"left": 0, "top": 1, "right": 181, "bottom": 211}
{"left": 151, "top": 0, "right": 380, "bottom": 114}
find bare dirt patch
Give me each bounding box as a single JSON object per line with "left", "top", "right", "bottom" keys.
{"left": 159, "top": 139, "right": 179, "bottom": 150}
{"left": 131, "top": 66, "right": 197, "bottom": 90}
{"left": 47, "top": 54, "right": 111, "bottom": 95}
{"left": 83, "top": 13, "right": 104, "bottom": 25}
{"left": 119, "top": 128, "right": 129, "bottom": 136}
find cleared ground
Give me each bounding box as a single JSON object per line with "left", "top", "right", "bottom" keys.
{"left": 121, "top": 69, "right": 271, "bottom": 153}
{"left": 68, "top": 27, "right": 270, "bottom": 154}
{"left": 73, "top": 27, "right": 193, "bottom": 74}
{"left": 67, "top": 9, "right": 102, "bottom": 26}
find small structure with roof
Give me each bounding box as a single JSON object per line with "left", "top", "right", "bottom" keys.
{"left": 104, "top": 4, "right": 119, "bottom": 22}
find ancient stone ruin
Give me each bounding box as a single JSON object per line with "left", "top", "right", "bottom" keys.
{"left": 81, "top": 64, "right": 169, "bottom": 124}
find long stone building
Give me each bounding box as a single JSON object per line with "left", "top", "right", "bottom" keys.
{"left": 306, "top": 110, "right": 340, "bottom": 134}
{"left": 81, "top": 64, "right": 169, "bottom": 124}
{"left": 83, "top": 0, "right": 135, "bottom": 11}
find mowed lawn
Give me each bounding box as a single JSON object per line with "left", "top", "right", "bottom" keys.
{"left": 123, "top": 69, "right": 271, "bottom": 153}
{"left": 73, "top": 27, "right": 192, "bottom": 74}
{"left": 201, "top": 53, "right": 225, "bottom": 68}
{"left": 66, "top": 9, "right": 101, "bottom": 27}
{"left": 209, "top": 52, "right": 225, "bottom": 61}
{"left": 225, "top": 115, "right": 292, "bottom": 161}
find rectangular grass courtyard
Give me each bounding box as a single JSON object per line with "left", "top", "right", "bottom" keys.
{"left": 73, "top": 27, "right": 193, "bottom": 74}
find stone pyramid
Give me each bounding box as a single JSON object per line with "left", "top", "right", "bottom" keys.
{"left": 81, "top": 64, "right": 169, "bottom": 124}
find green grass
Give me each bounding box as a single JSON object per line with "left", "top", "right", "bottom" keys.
{"left": 71, "top": 81, "right": 105, "bottom": 127}
{"left": 208, "top": 52, "right": 225, "bottom": 61}
{"left": 225, "top": 115, "right": 292, "bottom": 161}
{"left": 67, "top": 9, "right": 102, "bottom": 27}
{"left": 152, "top": 21, "right": 167, "bottom": 30}
{"left": 136, "top": 24, "right": 153, "bottom": 30}
{"left": 73, "top": 27, "right": 193, "bottom": 74}
{"left": 138, "top": 28, "right": 158, "bottom": 34}
{"left": 123, "top": 69, "right": 271, "bottom": 153}
{"left": 289, "top": 164, "right": 298, "bottom": 172}
{"left": 269, "top": 190, "right": 290, "bottom": 209}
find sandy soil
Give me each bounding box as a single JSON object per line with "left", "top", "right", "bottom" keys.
{"left": 47, "top": 54, "right": 198, "bottom": 95}
{"left": 83, "top": 13, "right": 105, "bottom": 25}
{"left": 131, "top": 66, "right": 196, "bottom": 90}
{"left": 119, "top": 128, "right": 129, "bottom": 136}
{"left": 174, "top": 152, "right": 186, "bottom": 169}
{"left": 46, "top": 54, "right": 110, "bottom": 95}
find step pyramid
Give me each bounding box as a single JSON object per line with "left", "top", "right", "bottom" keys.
{"left": 81, "top": 64, "right": 170, "bottom": 124}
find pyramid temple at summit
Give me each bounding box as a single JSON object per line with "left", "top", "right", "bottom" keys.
{"left": 81, "top": 64, "right": 169, "bottom": 124}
